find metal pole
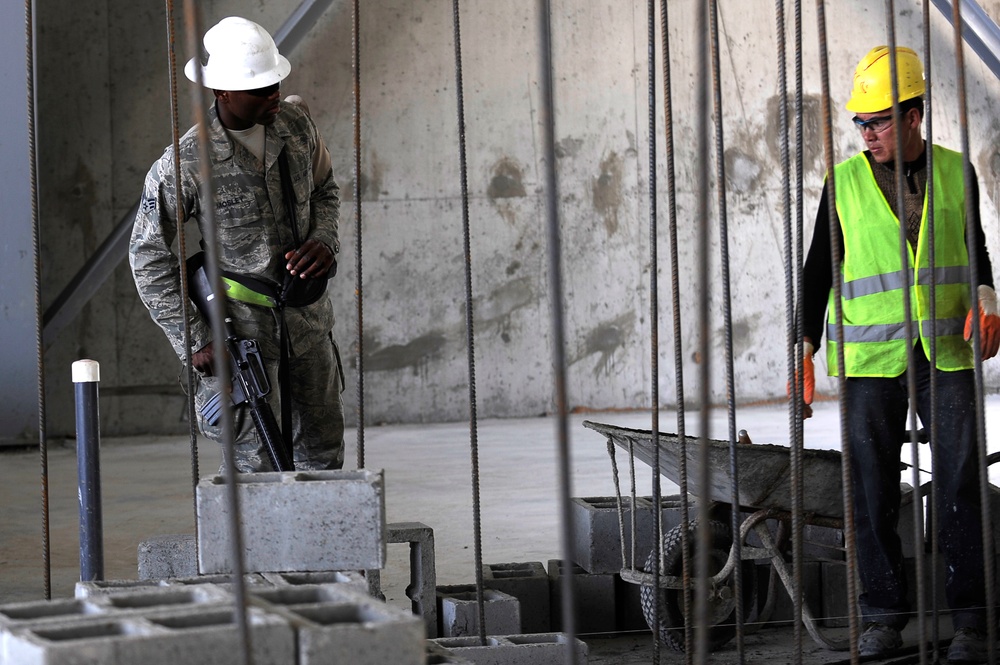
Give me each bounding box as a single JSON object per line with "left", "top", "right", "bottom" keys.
{"left": 72, "top": 359, "right": 104, "bottom": 582}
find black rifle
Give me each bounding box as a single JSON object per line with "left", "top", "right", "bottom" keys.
{"left": 186, "top": 255, "right": 294, "bottom": 472}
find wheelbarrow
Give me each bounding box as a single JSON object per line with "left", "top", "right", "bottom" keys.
{"left": 583, "top": 420, "right": 851, "bottom": 652}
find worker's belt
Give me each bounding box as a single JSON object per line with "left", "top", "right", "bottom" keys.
{"left": 218, "top": 266, "right": 330, "bottom": 310}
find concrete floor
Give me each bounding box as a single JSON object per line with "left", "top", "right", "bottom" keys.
{"left": 2, "top": 398, "right": 999, "bottom": 662}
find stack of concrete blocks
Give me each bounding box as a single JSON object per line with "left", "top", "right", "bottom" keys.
{"left": 430, "top": 633, "right": 588, "bottom": 665}
{"left": 565, "top": 495, "right": 693, "bottom": 634}
{"left": 0, "top": 584, "right": 291, "bottom": 665}
{"left": 2, "top": 580, "right": 428, "bottom": 665}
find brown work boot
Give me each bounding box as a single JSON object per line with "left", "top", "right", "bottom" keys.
{"left": 858, "top": 622, "right": 902, "bottom": 657}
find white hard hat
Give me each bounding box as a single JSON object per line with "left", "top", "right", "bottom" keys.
{"left": 184, "top": 17, "right": 291, "bottom": 91}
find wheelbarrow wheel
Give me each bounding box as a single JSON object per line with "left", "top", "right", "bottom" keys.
{"left": 640, "top": 519, "right": 757, "bottom": 652}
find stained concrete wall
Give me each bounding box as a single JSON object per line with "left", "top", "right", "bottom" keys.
{"left": 34, "top": 1, "right": 1000, "bottom": 438}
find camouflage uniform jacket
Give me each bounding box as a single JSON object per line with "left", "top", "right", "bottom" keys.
{"left": 130, "top": 101, "right": 340, "bottom": 362}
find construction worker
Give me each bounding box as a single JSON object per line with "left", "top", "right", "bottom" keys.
{"left": 798, "top": 46, "right": 997, "bottom": 662}
{"left": 130, "top": 16, "right": 345, "bottom": 472}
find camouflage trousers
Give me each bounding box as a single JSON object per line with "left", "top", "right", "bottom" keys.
{"left": 194, "top": 332, "right": 345, "bottom": 473}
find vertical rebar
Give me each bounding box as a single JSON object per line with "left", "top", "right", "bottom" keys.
{"left": 950, "top": 3, "right": 999, "bottom": 661}
{"left": 179, "top": 6, "right": 252, "bottom": 664}
{"left": 657, "top": 1, "right": 693, "bottom": 658}
{"left": 694, "top": 0, "right": 713, "bottom": 661}
{"left": 775, "top": 0, "right": 806, "bottom": 658}
{"left": 162, "top": 0, "right": 200, "bottom": 554}
{"left": 707, "top": 1, "right": 746, "bottom": 657}
{"left": 645, "top": 1, "right": 662, "bottom": 661}
{"left": 25, "top": 0, "right": 50, "bottom": 601}
{"left": 537, "top": 2, "right": 579, "bottom": 661}
{"left": 884, "top": 11, "right": 929, "bottom": 663}
{"left": 921, "top": 0, "right": 942, "bottom": 654}
{"left": 450, "top": 0, "right": 487, "bottom": 645}
{"left": 814, "top": 2, "right": 862, "bottom": 660}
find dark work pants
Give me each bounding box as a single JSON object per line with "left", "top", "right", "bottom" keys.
{"left": 845, "top": 345, "right": 990, "bottom": 631}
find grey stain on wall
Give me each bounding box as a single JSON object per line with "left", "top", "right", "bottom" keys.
{"left": 365, "top": 332, "right": 448, "bottom": 373}
{"left": 488, "top": 158, "right": 526, "bottom": 199}
{"left": 475, "top": 276, "right": 534, "bottom": 329}
{"left": 575, "top": 312, "right": 635, "bottom": 377}
{"left": 593, "top": 152, "right": 623, "bottom": 235}
{"left": 764, "top": 93, "right": 824, "bottom": 178}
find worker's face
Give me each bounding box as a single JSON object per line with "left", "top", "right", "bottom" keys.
{"left": 852, "top": 107, "right": 921, "bottom": 164}
{"left": 214, "top": 83, "right": 281, "bottom": 131}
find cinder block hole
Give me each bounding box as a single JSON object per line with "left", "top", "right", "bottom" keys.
{"left": 292, "top": 470, "right": 366, "bottom": 482}
{"left": 489, "top": 562, "right": 532, "bottom": 577}
{"left": 273, "top": 572, "right": 352, "bottom": 585}
{"left": 491, "top": 570, "right": 528, "bottom": 579}
{"left": 253, "top": 587, "right": 326, "bottom": 605}
{"left": 87, "top": 580, "right": 165, "bottom": 591}
{"left": 507, "top": 634, "right": 561, "bottom": 645}
{"left": 0, "top": 600, "right": 98, "bottom": 620}
{"left": 434, "top": 636, "right": 504, "bottom": 647}
{"left": 292, "top": 603, "right": 388, "bottom": 625}
{"left": 149, "top": 611, "right": 234, "bottom": 629}
{"left": 448, "top": 590, "right": 506, "bottom": 602}
{"left": 106, "top": 589, "right": 200, "bottom": 608}
{"left": 209, "top": 473, "right": 284, "bottom": 485}
{"left": 33, "top": 621, "right": 143, "bottom": 641}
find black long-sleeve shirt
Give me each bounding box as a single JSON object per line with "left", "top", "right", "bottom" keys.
{"left": 802, "top": 147, "right": 993, "bottom": 346}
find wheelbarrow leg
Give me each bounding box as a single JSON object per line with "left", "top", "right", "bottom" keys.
{"left": 752, "top": 522, "right": 850, "bottom": 651}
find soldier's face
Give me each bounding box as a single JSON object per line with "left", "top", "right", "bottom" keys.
{"left": 215, "top": 83, "right": 281, "bottom": 130}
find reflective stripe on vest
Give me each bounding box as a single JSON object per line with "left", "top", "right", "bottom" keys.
{"left": 826, "top": 145, "right": 973, "bottom": 377}
{"left": 221, "top": 276, "right": 279, "bottom": 308}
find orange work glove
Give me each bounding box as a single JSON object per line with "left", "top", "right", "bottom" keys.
{"left": 964, "top": 285, "right": 1000, "bottom": 360}
{"left": 787, "top": 340, "right": 815, "bottom": 419}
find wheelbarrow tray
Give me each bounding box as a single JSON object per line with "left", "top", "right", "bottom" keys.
{"left": 583, "top": 420, "right": 845, "bottom": 520}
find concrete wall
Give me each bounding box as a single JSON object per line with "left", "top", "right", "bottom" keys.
{"left": 35, "top": 1, "right": 1000, "bottom": 438}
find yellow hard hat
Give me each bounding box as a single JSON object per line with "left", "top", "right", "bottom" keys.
{"left": 845, "top": 46, "right": 925, "bottom": 113}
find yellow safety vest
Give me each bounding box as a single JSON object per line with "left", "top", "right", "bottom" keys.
{"left": 826, "top": 145, "right": 973, "bottom": 377}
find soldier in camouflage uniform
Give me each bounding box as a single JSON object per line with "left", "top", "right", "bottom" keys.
{"left": 129, "top": 16, "right": 344, "bottom": 472}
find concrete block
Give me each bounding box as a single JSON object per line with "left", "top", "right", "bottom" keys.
{"left": 137, "top": 534, "right": 198, "bottom": 580}
{"left": 819, "top": 559, "right": 853, "bottom": 628}
{"left": 431, "top": 633, "right": 588, "bottom": 665}
{"left": 437, "top": 586, "right": 521, "bottom": 638}
{"left": 2, "top": 605, "right": 293, "bottom": 665}
{"left": 426, "top": 640, "right": 475, "bottom": 664}
{"left": 547, "top": 559, "right": 616, "bottom": 636}
{"left": 802, "top": 523, "right": 845, "bottom": 561}
{"left": 388, "top": 521, "right": 438, "bottom": 637}
{"left": 753, "top": 560, "right": 822, "bottom": 626}
{"left": 613, "top": 574, "right": 649, "bottom": 633}
{"left": 196, "top": 470, "right": 386, "bottom": 574}
{"left": 289, "top": 588, "right": 425, "bottom": 665}
{"left": 75, "top": 575, "right": 269, "bottom": 599}
{"left": 261, "top": 570, "right": 367, "bottom": 591}
{"left": 484, "top": 562, "right": 549, "bottom": 633}
{"left": 570, "top": 495, "right": 694, "bottom": 575}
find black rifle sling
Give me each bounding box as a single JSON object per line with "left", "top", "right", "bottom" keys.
{"left": 276, "top": 148, "right": 300, "bottom": 463}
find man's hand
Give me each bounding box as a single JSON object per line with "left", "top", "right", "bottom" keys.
{"left": 787, "top": 340, "right": 816, "bottom": 419}
{"left": 192, "top": 341, "right": 216, "bottom": 375}
{"left": 964, "top": 285, "right": 1000, "bottom": 360}
{"left": 285, "top": 239, "right": 336, "bottom": 279}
